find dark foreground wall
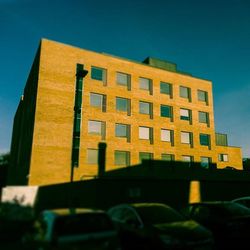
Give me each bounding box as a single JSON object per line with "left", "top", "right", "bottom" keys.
{"left": 34, "top": 163, "right": 250, "bottom": 212}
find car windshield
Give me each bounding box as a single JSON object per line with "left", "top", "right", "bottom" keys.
{"left": 200, "top": 202, "right": 250, "bottom": 218}
{"left": 134, "top": 204, "right": 185, "bottom": 225}
{"left": 53, "top": 213, "right": 114, "bottom": 236}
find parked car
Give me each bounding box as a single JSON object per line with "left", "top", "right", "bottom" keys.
{"left": 107, "top": 202, "right": 214, "bottom": 250}
{"left": 232, "top": 196, "right": 250, "bottom": 208}
{"left": 25, "top": 208, "right": 121, "bottom": 250}
{"left": 181, "top": 201, "right": 250, "bottom": 249}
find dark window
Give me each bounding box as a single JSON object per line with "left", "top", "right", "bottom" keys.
{"left": 200, "top": 133, "right": 210, "bottom": 146}
{"left": 200, "top": 157, "right": 211, "bottom": 168}
{"left": 160, "top": 105, "right": 172, "bottom": 119}
{"left": 91, "top": 66, "right": 107, "bottom": 84}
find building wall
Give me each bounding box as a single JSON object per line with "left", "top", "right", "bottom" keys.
{"left": 11, "top": 39, "right": 242, "bottom": 186}
{"left": 8, "top": 45, "right": 41, "bottom": 185}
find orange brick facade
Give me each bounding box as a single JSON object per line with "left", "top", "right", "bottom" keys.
{"left": 10, "top": 39, "right": 242, "bottom": 186}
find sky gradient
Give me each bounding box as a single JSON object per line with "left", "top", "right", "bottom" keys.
{"left": 0, "top": 0, "right": 250, "bottom": 157}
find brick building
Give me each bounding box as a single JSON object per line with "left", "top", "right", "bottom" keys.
{"left": 9, "top": 39, "right": 242, "bottom": 185}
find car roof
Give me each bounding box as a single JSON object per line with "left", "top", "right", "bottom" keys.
{"left": 42, "top": 208, "right": 105, "bottom": 216}
{"left": 232, "top": 196, "right": 250, "bottom": 202}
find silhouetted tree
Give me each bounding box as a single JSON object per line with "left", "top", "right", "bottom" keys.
{"left": 243, "top": 158, "right": 250, "bottom": 171}
{"left": 0, "top": 152, "right": 9, "bottom": 187}
{"left": 0, "top": 152, "right": 10, "bottom": 166}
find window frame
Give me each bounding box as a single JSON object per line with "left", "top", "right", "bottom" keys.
{"left": 200, "top": 133, "right": 210, "bottom": 147}
{"left": 91, "top": 66, "right": 107, "bottom": 84}
{"left": 161, "top": 129, "right": 171, "bottom": 143}
{"left": 160, "top": 82, "right": 172, "bottom": 97}
{"left": 160, "top": 104, "right": 173, "bottom": 120}
{"left": 181, "top": 131, "right": 193, "bottom": 146}
{"left": 161, "top": 154, "right": 175, "bottom": 161}
{"left": 180, "top": 108, "right": 192, "bottom": 123}
{"left": 219, "top": 154, "right": 229, "bottom": 162}
{"left": 139, "top": 152, "right": 153, "bottom": 162}
{"left": 139, "top": 77, "right": 153, "bottom": 95}
{"left": 114, "top": 150, "right": 130, "bottom": 166}
{"left": 116, "top": 97, "right": 131, "bottom": 115}
{"left": 87, "top": 148, "right": 98, "bottom": 164}
{"left": 115, "top": 123, "right": 130, "bottom": 142}
{"left": 90, "top": 93, "right": 106, "bottom": 112}
{"left": 116, "top": 72, "right": 131, "bottom": 90}
{"left": 180, "top": 86, "right": 191, "bottom": 102}
{"left": 198, "top": 89, "right": 208, "bottom": 104}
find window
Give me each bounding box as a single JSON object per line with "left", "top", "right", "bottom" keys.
{"left": 90, "top": 93, "right": 106, "bottom": 112}
{"left": 181, "top": 131, "right": 192, "bottom": 145}
{"left": 91, "top": 66, "right": 107, "bottom": 84}
{"left": 201, "top": 157, "right": 211, "bottom": 168}
{"left": 116, "top": 72, "right": 131, "bottom": 90}
{"left": 160, "top": 82, "right": 172, "bottom": 96}
{"left": 139, "top": 77, "right": 152, "bottom": 94}
{"left": 116, "top": 97, "right": 131, "bottom": 115}
{"left": 180, "top": 108, "right": 191, "bottom": 122}
{"left": 200, "top": 133, "right": 210, "bottom": 146}
{"left": 114, "top": 151, "right": 130, "bottom": 166}
{"left": 180, "top": 86, "right": 191, "bottom": 101}
{"left": 115, "top": 123, "right": 130, "bottom": 142}
{"left": 87, "top": 149, "right": 98, "bottom": 164}
{"left": 160, "top": 105, "right": 173, "bottom": 119}
{"left": 139, "top": 101, "right": 153, "bottom": 118}
{"left": 219, "top": 154, "right": 228, "bottom": 162}
{"left": 198, "top": 90, "right": 208, "bottom": 104}
{"left": 88, "top": 120, "right": 105, "bottom": 139}
{"left": 161, "top": 154, "right": 174, "bottom": 161}
{"left": 139, "top": 126, "right": 149, "bottom": 140}
{"left": 139, "top": 126, "right": 153, "bottom": 143}
{"left": 216, "top": 133, "right": 228, "bottom": 146}
{"left": 199, "top": 111, "right": 209, "bottom": 125}
{"left": 139, "top": 152, "right": 153, "bottom": 162}
{"left": 182, "top": 155, "right": 193, "bottom": 163}
{"left": 161, "top": 129, "right": 172, "bottom": 142}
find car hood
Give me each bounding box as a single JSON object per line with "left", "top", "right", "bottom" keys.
{"left": 153, "top": 220, "right": 213, "bottom": 240}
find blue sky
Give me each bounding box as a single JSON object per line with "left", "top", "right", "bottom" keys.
{"left": 0, "top": 0, "right": 250, "bottom": 157}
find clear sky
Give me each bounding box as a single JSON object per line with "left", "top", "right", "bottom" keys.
{"left": 0, "top": 0, "right": 250, "bottom": 157}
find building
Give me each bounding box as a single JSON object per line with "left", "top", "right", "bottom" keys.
{"left": 9, "top": 39, "right": 242, "bottom": 186}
